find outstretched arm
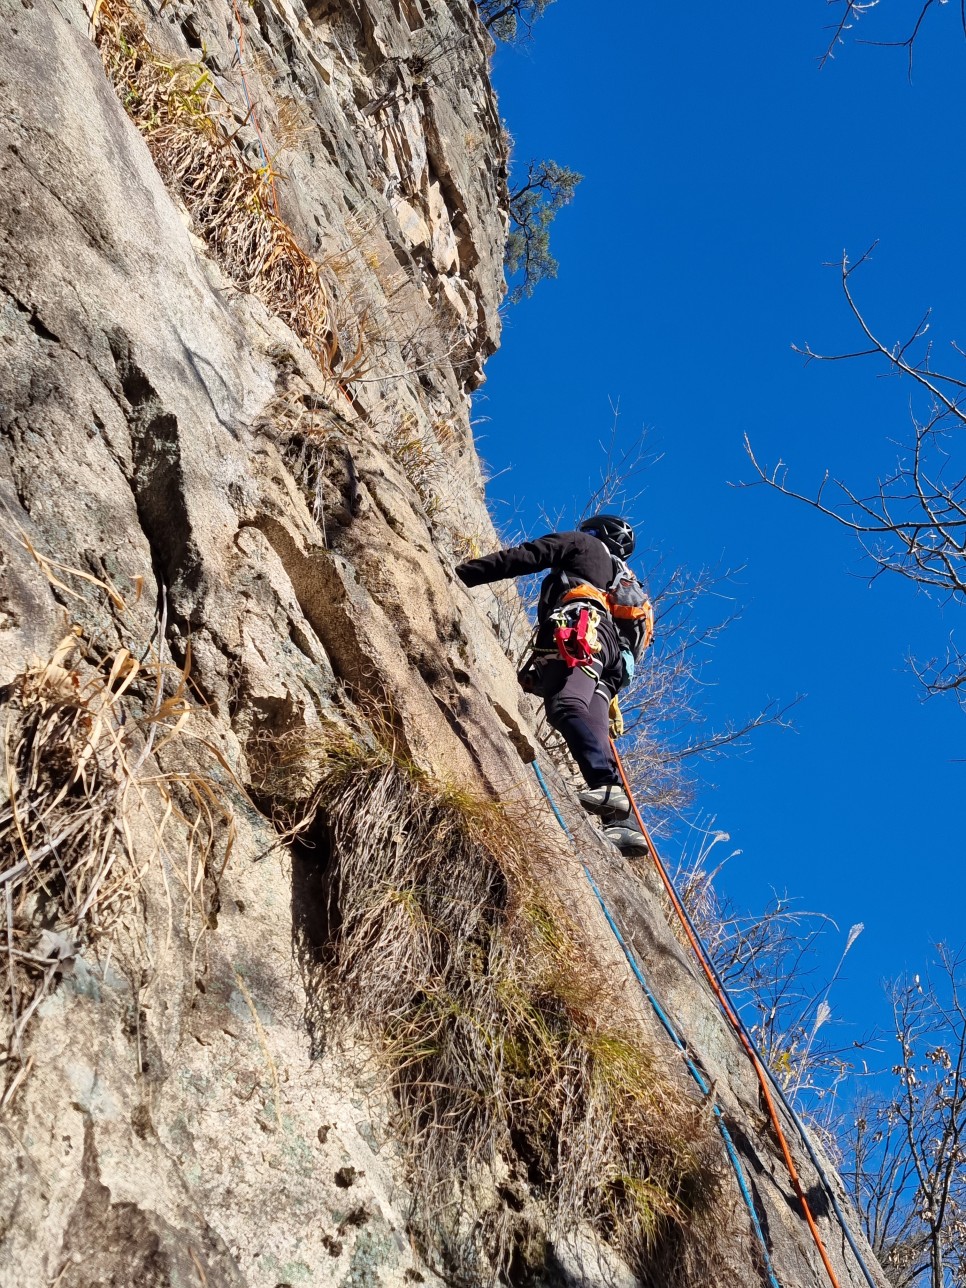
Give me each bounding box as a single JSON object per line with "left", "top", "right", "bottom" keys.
{"left": 455, "top": 533, "right": 567, "bottom": 586}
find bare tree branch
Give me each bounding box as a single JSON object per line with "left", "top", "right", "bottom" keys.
{"left": 744, "top": 251, "right": 966, "bottom": 705}
{"left": 820, "top": 1, "right": 966, "bottom": 75}
{"left": 820, "top": 1, "right": 882, "bottom": 70}
{"left": 674, "top": 831, "right": 868, "bottom": 1147}
{"left": 843, "top": 947, "right": 966, "bottom": 1287}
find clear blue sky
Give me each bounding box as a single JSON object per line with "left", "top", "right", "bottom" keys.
{"left": 476, "top": 3, "right": 965, "bottom": 1081}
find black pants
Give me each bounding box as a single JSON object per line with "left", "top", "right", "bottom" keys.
{"left": 542, "top": 615, "right": 622, "bottom": 788}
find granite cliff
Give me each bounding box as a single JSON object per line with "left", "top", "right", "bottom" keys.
{"left": 0, "top": 1, "right": 890, "bottom": 1285}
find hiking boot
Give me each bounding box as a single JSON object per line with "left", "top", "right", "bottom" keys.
{"left": 578, "top": 784, "right": 630, "bottom": 819}
{"left": 604, "top": 824, "right": 650, "bottom": 857}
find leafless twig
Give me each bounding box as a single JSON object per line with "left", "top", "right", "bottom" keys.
{"left": 744, "top": 248, "right": 966, "bottom": 704}
{"left": 820, "top": 1, "right": 966, "bottom": 76}
{"left": 842, "top": 945, "right": 966, "bottom": 1288}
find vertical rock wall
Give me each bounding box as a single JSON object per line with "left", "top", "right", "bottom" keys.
{"left": 0, "top": 2, "right": 889, "bottom": 1286}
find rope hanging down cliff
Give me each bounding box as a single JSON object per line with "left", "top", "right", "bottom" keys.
{"left": 529, "top": 744, "right": 882, "bottom": 1288}
{"left": 609, "top": 746, "right": 882, "bottom": 1288}
{"left": 531, "top": 761, "right": 783, "bottom": 1288}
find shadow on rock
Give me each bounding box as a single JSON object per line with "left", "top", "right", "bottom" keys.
{"left": 290, "top": 816, "right": 340, "bottom": 1060}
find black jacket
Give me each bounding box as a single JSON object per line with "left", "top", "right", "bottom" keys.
{"left": 456, "top": 530, "right": 615, "bottom": 624}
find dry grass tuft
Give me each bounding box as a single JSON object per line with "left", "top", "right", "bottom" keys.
{"left": 385, "top": 410, "right": 448, "bottom": 520}
{"left": 257, "top": 386, "right": 343, "bottom": 532}
{"left": 257, "top": 723, "right": 726, "bottom": 1285}
{"left": 1, "top": 601, "right": 235, "bottom": 1102}
{"left": 92, "top": 0, "right": 365, "bottom": 382}
{"left": 280, "top": 428, "right": 337, "bottom": 532}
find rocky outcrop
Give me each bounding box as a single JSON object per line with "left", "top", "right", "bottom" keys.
{"left": 0, "top": 1, "right": 888, "bottom": 1286}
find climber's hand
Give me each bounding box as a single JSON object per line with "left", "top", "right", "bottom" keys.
{"left": 455, "top": 562, "right": 484, "bottom": 587}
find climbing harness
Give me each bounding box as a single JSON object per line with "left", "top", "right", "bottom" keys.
{"left": 553, "top": 604, "right": 601, "bottom": 669}
{"left": 517, "top": 559, "right": 653, "bottom": 697}
{"left": 530, "top": 754, "right": 883, "bottom": 1288}
{"left": 515, "top": 607, "right": 600, "bottom": 693}
{"left": 560, "top": 576, "right": 654, "bottom": 647}
{"left": 530, "top": 760, "right": 781, "bottom": 1288}
{"left": 559, "top": 582, "right": 611, "bottom": 613}
{"left": 559, "top": 566, "right": 655, "bottom": 661}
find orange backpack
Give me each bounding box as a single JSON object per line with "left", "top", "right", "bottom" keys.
{"left": 560, "top": 560, "right": 654, "bottom": 658}
{"left": 607, "top": 559, "right": 654, "bottom": 655}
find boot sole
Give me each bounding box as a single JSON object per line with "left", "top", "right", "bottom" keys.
{"left": 580, "top": 797, "right": 631, "bottom": 820}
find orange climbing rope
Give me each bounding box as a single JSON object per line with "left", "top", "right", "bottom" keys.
{"left": 611, "top": 742, "right": 845, "bottom": 1288}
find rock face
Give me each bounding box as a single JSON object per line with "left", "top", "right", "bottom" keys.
{"left": 0, "top": 2, "right": 887, "bottom": 1287}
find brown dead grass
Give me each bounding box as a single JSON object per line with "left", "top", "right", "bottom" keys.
{"left": 0, "top": 549, "right": 236, "bottom": 1107}
{"left": 256, "top": 722, "right": 730, "bottom": 1286}
{"left": 92, "top": 0, "right": 365, "bottom": 382}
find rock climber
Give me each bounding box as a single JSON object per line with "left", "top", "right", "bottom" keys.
{"left": 455, "top": 514, "right": 652, "bottom": 856}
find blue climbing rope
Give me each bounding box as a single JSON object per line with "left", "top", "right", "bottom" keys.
{"left": 532, "top": 757, "right": 882, "bottom": 1288}
{"left": 531, "top": 760, "right": 572, "bottom": 837}
{"left": 582, "top": 863, "right": 783, "bottom": 1288}
{"left": 652, "top": 852, "right": 883, "bottom": 1288}
{"left": 531, "top": 760, "right": 782, "bottom": 1288}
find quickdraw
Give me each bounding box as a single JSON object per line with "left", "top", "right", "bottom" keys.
{"left": 553, "top": 605, "right": 601, "bottom": 669}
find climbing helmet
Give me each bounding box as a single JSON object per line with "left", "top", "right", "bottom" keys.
{"left": 578, "top": 513, "right": 636, "bottom": 559}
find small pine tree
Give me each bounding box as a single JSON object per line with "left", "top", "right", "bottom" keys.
{"left": 478, "top": 0, "right": 556, "bottom": 42}
{"left": 505, "top": 160, "right": 582, "bottom": 304}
